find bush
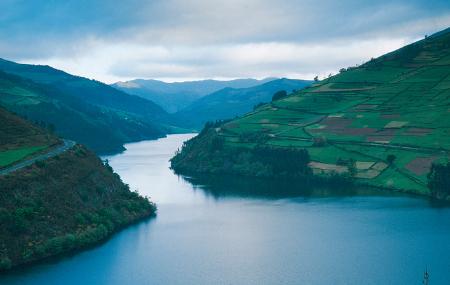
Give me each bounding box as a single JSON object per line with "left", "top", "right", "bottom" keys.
{"left": 428, "top": 163, "right": 450, "bottom": 199}
{"left": 272, "top": 90, "right": 287, "bottom": 101}
{"left": 0, "top": 256, "right": 12, "bottom": 270}
{"left": 387, "top": 154, "right": 396, "bottom": 164}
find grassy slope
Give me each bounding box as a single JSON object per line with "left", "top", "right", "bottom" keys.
{"left": 0, "top": 59, "right": 179, "bottom": 153}
{"left": 0, "top": 58, "right": 169, "bottom": 122}
{"left": 172, "top": 28, "right": 450, "bottom": 196}
{"left": 0, "top": 106, "right": 59, "bottom": 167}
{"left": 0, "top": 146, "right": 47, "bottom": 167}
{"left": 0, "top": 71, "right": 166, "bottom": 154}
{"left": 0, "top": 109, "right": 156, "bottom": 270}
{"left": 175, "top": 78, "right": 313, "bottom": 129}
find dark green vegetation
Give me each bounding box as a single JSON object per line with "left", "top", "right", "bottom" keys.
{"left": 112, "top": 78, "right": 277, "bottom": 113}
{"left": 174, "top": 79, "right": 312, "bottom": 129}
{"left": 172, "top": 130, "right": 311, "bottom": 177}
{"left": 0, "top": 108, "right": 156, "bottom": 270}
{"left": 0, "top": 59, "right": 179, "bottom": 154}
{"left": 0, "top": 106, "right": 59, "bottom": 168}
{"left": 428, "top": 163, "right": 450, "bottom": 199}
{"left": 172, "top": 28, "right": 450, "bottom": 199}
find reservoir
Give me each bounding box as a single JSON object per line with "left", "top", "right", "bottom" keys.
{"left": 1, "top": 134, "right": 450, "bottom": 284}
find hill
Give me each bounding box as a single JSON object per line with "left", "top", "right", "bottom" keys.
{"left": 174, "top": 78, "right": 312, "bottom": 129}
{"left": 171, "top": 28, "right": 450, "bottom": 199}
{"left": 0, "top": 107, "right": 156, "bottom": 270}
{"left": 0, "top": 59, "right": 177, "bottom": 153}
{"left": 0, "top": 71, "right": 165, "bottom": 153}
{"left": 112, "top": 78, "right": 277, "bottom": 113}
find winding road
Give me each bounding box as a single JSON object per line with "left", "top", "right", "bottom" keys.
{"left": 0, "top": 139, "right": 76, "bottom": 176}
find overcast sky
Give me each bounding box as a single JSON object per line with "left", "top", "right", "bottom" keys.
{"left": 1, "top": 0, "right": 449, "bottom": 83}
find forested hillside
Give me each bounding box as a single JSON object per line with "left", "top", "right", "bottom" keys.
{"left": 0, "top": 59, "right": 178, "bottom": 153}
{"left": 0, "top": 108, "right": 156, "bottom": 270}
{"left": 172, "top": 28, "right": 450, "bottom": 199}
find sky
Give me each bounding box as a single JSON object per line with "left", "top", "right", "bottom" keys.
{"left": 0, "top": 0, "right": 449, "bottom": 83}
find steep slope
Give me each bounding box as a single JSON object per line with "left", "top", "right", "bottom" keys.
{"left": 0, "top": 59, "right": 179, "bottom": 153}
{"left": 0, "top": 107, "right": 156, "bottom": 270}
{"left": 0, "top": 58, "right": 169, "bottom": 122}
{"left": 0, "top": 71, "right": 164, "bottom": 153}
{"left": 174, "top": 78, "right": 312, "bottom": 129}
{"left": 171, "top": 28, "right": 450, "bottom": 198}
{"left": 113, "top": 78, "right": 277, "bottom": 113}
{"left": 0, "top": 106, "right": 60, "bottom": 167}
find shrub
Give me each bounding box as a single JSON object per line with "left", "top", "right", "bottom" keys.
{"left": 272, "top": 90, "right": 287, "bottom": 101}
{"left": 428, "top": 163, "right": 450, "bottom": 199}
{"left": 387, "top": 154, "right": 396, "bottom": 164}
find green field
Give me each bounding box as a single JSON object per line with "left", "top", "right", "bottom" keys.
{"left": 173, "top": 28, "right": 450, "bottom": 196}
{"left": 0, "top": 145, "right": 48, "bottom": 167}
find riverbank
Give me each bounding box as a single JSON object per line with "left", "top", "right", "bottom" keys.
{"left": 0, "top": 145, "right": 156, "bottom": 271}
{"left": 2, "top": 135, "right": 450, "bottom": 285}
{"left": 170, "top": 130, "right": 447, "bottom": 200}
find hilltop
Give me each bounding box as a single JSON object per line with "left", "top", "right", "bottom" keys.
{"left": 112, "top": 78, "right": 277, "bottom": 113}
{"left": 171, "top": 28, "right": 450, "bottom": 198}
{"left": 174, "top": 78, "right": 312, "bottom": 129}
{"left": 0, "top": 107, "right": 156, "bottom": 270}
{"left": 0, "top": 59, "right": 178, "bottom": 153}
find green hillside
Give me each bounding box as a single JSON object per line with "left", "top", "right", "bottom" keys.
{"left": 174, "top": 78, "right": 312, "bottom": 129}
{"left": 0, "top": 108, "right": 156, "bottom": 270}
{"left": 0, "top": 106, "right": 60, "bottom": 167}
{"left": 113, "top": 78, "right": 277, "bottom": 113}
{"left": 171, "top": 28, "right": 450, "bottom": 198}
{"left": 0, "top": 58, "right": 189, "bottom": 153}
{"left": 0, "top": 71, "right": 166, "bottom": 153}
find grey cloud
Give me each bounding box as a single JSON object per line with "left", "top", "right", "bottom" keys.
{"left": 1, "top": 0, "right": 449, "bottom": 81}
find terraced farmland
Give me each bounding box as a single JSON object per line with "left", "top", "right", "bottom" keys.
{"left": 174, "top": 28, "right": 450, "bottom": 196}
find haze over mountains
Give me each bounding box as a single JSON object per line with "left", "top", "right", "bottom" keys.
{"left": 0, "top": 57, "right": 307, "bottom": 151}
{"left": 112, "top": 78, "right": 277, "bottom": 113}
{"left": 174, "top": 78, "right": 312, "bottom": 128}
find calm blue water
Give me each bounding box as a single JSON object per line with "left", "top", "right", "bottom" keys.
{"left": 1, "top": 134, "right": 450, "bottom": 284}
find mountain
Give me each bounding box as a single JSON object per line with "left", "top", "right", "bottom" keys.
{"left": 0, "top": 58, "right": 176, "bottom": 153}
{"left": 171, "top": 28, "right": 450, "bottom": 199}
{"left": 0, "top": 107, "right": 156, "bottom": 270}
{"left": 0, "top": 70, "right": 165, "bottom": 153}
{"left": 174, "top": 78, "right": 313, "bottom": 129}
{"left": 112, "top": 78, "right": 277, "bottom": 113}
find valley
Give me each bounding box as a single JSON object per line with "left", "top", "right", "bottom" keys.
{"left": 1, "top": 2, "right": 449, "bottom": 282}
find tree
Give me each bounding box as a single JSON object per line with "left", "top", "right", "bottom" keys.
{"left": 427, "top": 163, "right": 450, "bottom": 199}
{"left": 387, "top": 154, "right": 396, "bottom": 164}
{"left": 347, "top": 158, "right": 357, "bottom": 177}
{"left": 272, "top": 90, "right": 287, "bottom": 101}
{"left": 313, "top": 76, "right": 319, "bottom": 82}
{"left": 313, "top": 137, "right": 327, "bottom": 147}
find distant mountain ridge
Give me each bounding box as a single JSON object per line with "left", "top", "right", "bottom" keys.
{"left": 174, "top": 78, "right": 313, "bottom": 129}
{"left": 112, "top": 78, "right": 277, "bottom": 113}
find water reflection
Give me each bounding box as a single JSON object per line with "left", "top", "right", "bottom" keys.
{"left": 178, "top": 173, "right": 405, "bottom": 200}
{"left": 2, "top": 135, "right": 450, "bottom": 285}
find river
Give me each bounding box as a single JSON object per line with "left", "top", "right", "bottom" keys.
{"left": 1, "top": 134, "right": 450, "bottom": 284}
